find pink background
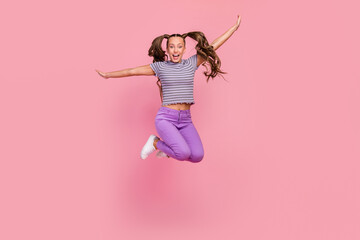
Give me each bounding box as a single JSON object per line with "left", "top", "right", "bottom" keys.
{"left": 1, "top": 0, "right": 359, "bottom": 239}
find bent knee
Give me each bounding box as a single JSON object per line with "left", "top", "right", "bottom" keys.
{"left": 174, "top": 148, "right": 191, "bottom": 160}
{"left": 190, "top": 152, "right": 204, "bottom": 163}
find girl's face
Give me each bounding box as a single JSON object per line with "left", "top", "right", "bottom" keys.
{"left": 167, "top": 37, "right": 186, "bottom": 63}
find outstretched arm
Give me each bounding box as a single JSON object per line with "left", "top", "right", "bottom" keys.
{"left": 197, "top": 15, "right": 241, "bottom": 66}
{"left": 95, "top": 64, "right": 155, "bottom": 79}
{"left": 211, "top": 15, "right": 241, "bottom": 51}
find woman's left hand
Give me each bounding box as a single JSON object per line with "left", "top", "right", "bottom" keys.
{"left": 234, "top": 14, "right": 241, "bottom": 30}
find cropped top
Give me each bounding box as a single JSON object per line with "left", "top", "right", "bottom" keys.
{"left": 150, "top": 54, "right": 199, "bottom": 106}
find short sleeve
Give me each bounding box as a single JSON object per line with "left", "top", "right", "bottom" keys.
{"left": 188, "top": 54, "right": 199, "bottom": 71}
{"left": 150, "top": 61, "right": 162, "bottom": 77}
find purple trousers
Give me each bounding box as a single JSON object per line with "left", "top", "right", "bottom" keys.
{"left": 155, "top": 106, "right": 204, "bottom": 163}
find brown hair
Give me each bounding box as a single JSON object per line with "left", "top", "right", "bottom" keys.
{"left": 148, "top": 31, "right": 227, "bottom": 101}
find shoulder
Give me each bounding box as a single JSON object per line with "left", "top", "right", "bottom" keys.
{"left": 187, "top": 54, "right": 197, "bottom": 61}
{"left": 150, "top": 60, "right": 167, "bottom": 70}
{"left": 185, "top": 53, "right": 200, "bottom": 70}
{"left": 150, "top": 60, "right": 167, "bottom": 77}
{"left": 184, "top": 54, "right": 197, "bottom": 66}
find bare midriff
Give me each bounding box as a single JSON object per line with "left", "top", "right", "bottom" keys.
{"left": 162, "top": 103, "right": 191, "bottom": 111}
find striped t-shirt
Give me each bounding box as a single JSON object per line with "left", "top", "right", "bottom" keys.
{"left": 150, "top": 54, "right": 199, "bottom": 106}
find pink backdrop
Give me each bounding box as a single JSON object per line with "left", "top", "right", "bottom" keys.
{"left": 1, "top": 0, "right": 359, "bottom": 239}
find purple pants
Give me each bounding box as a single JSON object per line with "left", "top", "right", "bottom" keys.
{"left": 155, "top": 106, "right": 204, "bottom": 163}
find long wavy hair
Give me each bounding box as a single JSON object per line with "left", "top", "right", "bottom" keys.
{"left": 148, "top": 31, "right": 227, "bottom": 101}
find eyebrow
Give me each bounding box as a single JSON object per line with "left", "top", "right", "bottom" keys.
{"left": 169, "top": 43, "right": 183, "bottom": 46}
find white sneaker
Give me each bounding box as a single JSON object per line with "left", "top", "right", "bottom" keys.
{"left": 140, "top": 134, "right": 159, "bottom": 160}
{"left": 156, "top": 150, "right": 169, "bottom": 158}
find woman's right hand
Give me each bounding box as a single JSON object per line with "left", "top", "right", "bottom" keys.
{"left": 95, "top": 69, "right": 109, "bottom": 79}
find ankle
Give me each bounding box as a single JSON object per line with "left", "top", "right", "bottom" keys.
{"left": 153, "top": 138, "right": 159, "bottom": 149}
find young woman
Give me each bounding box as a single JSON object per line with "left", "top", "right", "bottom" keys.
{"left": 96, "top": 15, "right": 241, "bottom": 163}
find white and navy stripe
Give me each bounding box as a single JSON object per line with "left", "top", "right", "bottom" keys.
{"left": 150, "top": 54, "right": 199, "bottom": 106}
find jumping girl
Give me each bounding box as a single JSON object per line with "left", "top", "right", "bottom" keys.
{"left": 96, "top": 15, "right": 241, "bottom": 163}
